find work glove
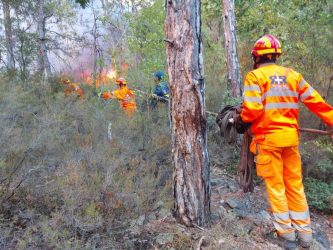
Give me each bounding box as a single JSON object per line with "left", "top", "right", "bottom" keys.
{"left": 233, "top": 106, "right": 251, "bottom": 134}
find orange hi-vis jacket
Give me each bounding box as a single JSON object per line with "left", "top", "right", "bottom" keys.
{"left": 241, "top": 63, "right": 333, "bottom": 147}
{"left": 112, "top": 86, "right": 137, "bottom": 113}
{"left": 64, "top": 83, "right": 84, "bottom": 98}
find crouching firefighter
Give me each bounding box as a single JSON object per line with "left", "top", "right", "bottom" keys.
{"left": 236, "top": 35, "right": 333, "bottom": 249}
{"left": 150, "top": 70, "right": 170, "bottom": 110}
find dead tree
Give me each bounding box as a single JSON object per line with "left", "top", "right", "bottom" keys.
{"left": 2, "top": 0, "right": 15, "bottom": 72}
{"left": 165, "top": 0, "right": 211, "bottom": 227}
{"left": 37, "top": 0, "right": 52, "bottom": 79}
{"left": 222, "top": 0, "right": 241, "bottom": 97}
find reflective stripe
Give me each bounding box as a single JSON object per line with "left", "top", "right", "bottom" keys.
{"left": 298, "top": 231, "right": 313, "bottom": 242}
{"left": 278, "top": 231, "right": 296, "bottom": 241}
{"left": 293, "top": 223, "right": 312, "bottom": 233}
{"left": 273, "top": 212, "right": 290, "bottom": 221}
{"left": 289, "top": 210, "right": 309, "bottom": 221}
{"left": 273, "top": 220, "right": 293, "bottom": 233}
{"left": 300, "top": 86, "right": 315, "bottom": 102}
{"left": 300, "top": 78, "right": 307, "bottom": 89}
{"left": 272, "top": 212, "right": 294, "bottom": 237}
{"left": 265, "top": 102, "right": 299, "bottom": 110}
{"left": 244, "top": 84, "right": 261, "bottom": 92}
{"left": 243, "top": 96, "right": 262, "bottom": 103}
{"left": 263, "top": 89, "right": 299, "bottom": 99}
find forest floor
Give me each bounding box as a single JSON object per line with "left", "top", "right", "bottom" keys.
{"left": 116, "top": 165, "right": 333, "bottom": 250}
{"left": 2, "top": 163, "right": 332, "bottom": 250}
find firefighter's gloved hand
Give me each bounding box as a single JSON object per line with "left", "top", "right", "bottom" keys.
{"left": 233, "top": 109, "right": 251, "bottom": 134}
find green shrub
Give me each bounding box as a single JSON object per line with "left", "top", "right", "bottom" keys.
{"left": 304, "top": 177, "right": 333, "bottom": 213}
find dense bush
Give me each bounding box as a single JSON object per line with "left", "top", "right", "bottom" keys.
{"left": 304, "top": 177, "right": 333, "bottom": 213}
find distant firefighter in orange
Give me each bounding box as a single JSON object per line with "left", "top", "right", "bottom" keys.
{"left": 101, "top": 77, "right": 137, "bottom": 116}
{"left": 62, "top": 79, "right": 84, "bottom": 99}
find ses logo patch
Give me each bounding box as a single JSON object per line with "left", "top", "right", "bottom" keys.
{"left": 269, "top": 75, "right": 287, "bottom": 87}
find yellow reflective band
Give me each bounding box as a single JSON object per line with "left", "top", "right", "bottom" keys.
{"left": 256, "top": 48, "right": 282, "bottom": 55}
{"left": 261, "top": 37, "right": 272, "bottom": 47}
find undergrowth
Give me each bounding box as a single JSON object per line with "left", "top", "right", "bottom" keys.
{"left": 0, "top": 78, "right": 173, "bottom": 248}
{"left": 0, "top": 76, "right": 332, "bottom": 249}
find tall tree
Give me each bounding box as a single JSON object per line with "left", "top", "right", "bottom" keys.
{"left": 165, "top": 0, "right": 210, "bottom": 227}
{"left": 222, "top": 0, "right": 241, "bottom": 97}
{"left": 37, "top": 0, "right": 52, "bottom": 78}
{"left": 2, "top": 0, "right": 15, "bottom": 72}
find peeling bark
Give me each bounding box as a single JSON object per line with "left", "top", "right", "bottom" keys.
{"left": 165, "top": 0, "right": 210, "bottom": 227}
{"left": 2, "top": 0, "right": 15, "bottom": 71}
{"left": 222, "top": 0, "right": 241, "bottom": 97}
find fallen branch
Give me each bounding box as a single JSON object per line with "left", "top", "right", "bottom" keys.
{"left": 193, "top": 223, "right": 205, "bottom": 231}
{"left": 299, "top": 128, "right": 330, "bottom": 135}
{"left": 2, "top": 179, "right": 24, "bottom": 202}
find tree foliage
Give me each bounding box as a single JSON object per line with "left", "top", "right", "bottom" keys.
{"left": 127, "top": 0, "right": 166, "bottom": 76}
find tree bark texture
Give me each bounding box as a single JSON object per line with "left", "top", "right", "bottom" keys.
{"left": 2, "top": 0, "right": 15, "bottom": 71}
{"left": 37, "top": 0, "right": 52, "bottom": 78}
{"left": 165, "top": 0, "right": 211, "bottom": 227}
{"left": 222, "top": 0, "right": 241, "bottom": 97}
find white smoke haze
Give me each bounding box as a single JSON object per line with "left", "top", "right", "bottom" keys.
{"left": 0, "top": 0, "right": 154, "bottom": 81}
{"left": 54, "top": 0, "right": 137, "bottom": 83}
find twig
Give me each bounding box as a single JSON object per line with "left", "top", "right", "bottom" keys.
{"left": 0, "top": 152, "right": 27, "bottom": 185}
{"left": 193, "top": 223, "right": 205, "bottom": 231}
{"left": 196, "top": 236, "right": 205, "bottom": 250}
{"left": 3, "top": 179, "right": 24, "bottom": 202}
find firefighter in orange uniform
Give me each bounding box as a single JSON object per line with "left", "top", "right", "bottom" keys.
{"left": 63, "top": 79, "right": 84, "bottom": 99}
{"left": 111, "top": 77, "right": 137, "bottom": 116}
{"left": 239, "top": 35, "right": 333, "bottom": 249}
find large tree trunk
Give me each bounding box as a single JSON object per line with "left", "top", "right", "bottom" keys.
{"left": 165, "top": 0, "right": 210, "bottom": 227}
{"left": 37, "top": 0, "right": 52, "bottom": 78}
{"left": 2, "top": 0, "right": 15, "bottom": 72}
{"left": 222, "top": 0, "right": 241, "bottom": 97}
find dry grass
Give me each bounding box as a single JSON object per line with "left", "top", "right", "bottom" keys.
{"left": 0, "top": 77, "right": 173, "bottom": 248}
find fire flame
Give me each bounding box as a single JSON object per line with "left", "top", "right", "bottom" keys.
{"left": 77, "top": 59, "right": 126, "bottom": 89}
{"left": 107, "top": 69, "right": 117, "bottom": 80}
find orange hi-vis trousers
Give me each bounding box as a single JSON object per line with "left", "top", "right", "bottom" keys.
{"left": 253, "top": 143, "right": 312, "bottom": 242}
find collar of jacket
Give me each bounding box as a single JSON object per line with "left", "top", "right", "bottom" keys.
{"left": 258, "top": 62, "right": 276, "bottom": 68}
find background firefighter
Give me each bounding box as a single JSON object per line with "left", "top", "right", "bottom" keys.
{"left": 62, "top": 79, "right": 84, "bottom": 99}
{"left": 150, "top": 70, "right": 170, "bottom": 110}
{"left": 237, "top": 34, "right": 333, "bottom": 249}
{"left": 111, "top": 77, "right": 137, "bottom": 116}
